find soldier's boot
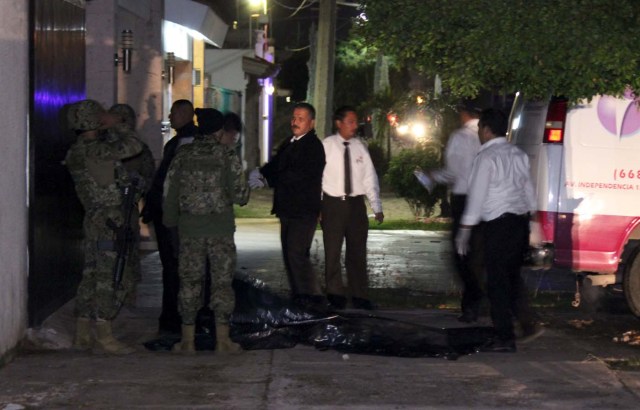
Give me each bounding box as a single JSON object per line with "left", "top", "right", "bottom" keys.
{"left": 73, "top": 317, "right": 93, "bottom": 350}
{"left": 215, "top": 324, "right": 242, "bottom": 353}
{"left": 172, "top": 325, "right": 196, "bottom": 355}
{"left": 94, "top": 320, "right": 135, "bottom": 355}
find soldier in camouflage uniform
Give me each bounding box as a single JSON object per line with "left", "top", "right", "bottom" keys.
{"left": 65, "top": 99, "right": 145, "bottom": 355}
{"left": 106, "top": 104, "right": 156, "bottom": 299}
{"left": 163, "top": 108, "right": 249, "bottom": 353}
{"left": 107, "top": 104, "right": 155, "bottom": 189}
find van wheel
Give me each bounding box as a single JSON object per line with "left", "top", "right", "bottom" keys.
{"left": 623, "top": 243, "right": 640, "bottom": 318}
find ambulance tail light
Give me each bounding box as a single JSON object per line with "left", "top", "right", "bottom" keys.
{"left": 543, "top": 99, "right": 567, "bottom": 144}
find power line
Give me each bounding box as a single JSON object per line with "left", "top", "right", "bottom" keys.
{"left": 286, "top": 44, "right": 311, "bottom": 52}
{"left": 271, "top": 0, "right": 317, "bottom": 12}
{"left": 271, "top": 0, "right": 360, "bottom": 15}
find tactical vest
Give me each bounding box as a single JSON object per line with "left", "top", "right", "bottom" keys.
{"left": 177, "top": 143, "right": 232, "bottom": 215}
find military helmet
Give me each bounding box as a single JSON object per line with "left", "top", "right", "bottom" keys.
{"left": 67, "top": 99, "right": 105, "bottom": 132}
{"left": 109, "top": 103, "right": 136, "bottom": 129}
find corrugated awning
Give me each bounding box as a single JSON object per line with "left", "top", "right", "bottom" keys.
{"left": 242, "top": 56, "right": 280, "bottom": 79}
{"left": 164, "top": 0, "right": 228, "bottom": 47}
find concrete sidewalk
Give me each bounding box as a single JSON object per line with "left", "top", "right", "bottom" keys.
{"left": 2, "top": 223, "right": 640, "bottom": 409}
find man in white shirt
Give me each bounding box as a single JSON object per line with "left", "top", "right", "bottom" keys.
{"left": 321, "top": 106, "right": 384, "bottom": 310}
{"left": 415, "top": 101, "right": 484, "bottom": 323}
{"left": 456, "top": 108, "right": 540, "bottom": 353}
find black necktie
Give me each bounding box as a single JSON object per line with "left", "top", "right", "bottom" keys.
{"left": 344, "top": 142, "right": 352, "bottom": 195}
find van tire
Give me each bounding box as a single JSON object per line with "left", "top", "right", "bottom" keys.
{"left": 622, "top": 242, "right": 640, "bottom": 318}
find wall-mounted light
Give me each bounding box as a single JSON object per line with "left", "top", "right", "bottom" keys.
{"left": 165, "top": 52, "right": 175, "bottom": 84}
{"left": 265, "top": 84, "right": 275, "bottom": 95}
{"left": 114, "top": 30, "right": 133, "bottom": 73}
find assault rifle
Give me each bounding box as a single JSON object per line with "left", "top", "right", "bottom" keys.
{"left": 107, "top": 175, "right": 142, "bottom": 290}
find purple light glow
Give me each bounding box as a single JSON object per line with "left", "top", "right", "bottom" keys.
{"left": 34, "top": 89, "right": 86, "bottom": 109}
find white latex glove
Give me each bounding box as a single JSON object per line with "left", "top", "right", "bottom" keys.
{"left": 248, "top": 168, "right": 266, "bottom": 189}
{"left": 413, "top": 168, "right": 434, "bottom": 193}
{"left": 455, "top": 227, "right": 472, "bottom": 256}
{"left": 529, "top": 221, "right": 543, "bottom": 248}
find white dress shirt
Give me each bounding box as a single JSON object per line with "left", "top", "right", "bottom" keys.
{"left": 290, "top": 131, "right": 309, "bottom": 142}
{"left": 430, "top": 119, "right": 480, "bottom": 195}
{"left": 461, "top": 137, "right": 536, "bottom": 226}
{"left": 322, "top": 134, "right": 383, "bottom": 213}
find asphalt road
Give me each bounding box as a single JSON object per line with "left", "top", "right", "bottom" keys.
{"left": 1, "top": 221, "right": 640, "bottom": 409}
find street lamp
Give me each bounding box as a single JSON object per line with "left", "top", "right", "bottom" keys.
{"left": 249, "top": 0, "right": 267, "bottom": 15}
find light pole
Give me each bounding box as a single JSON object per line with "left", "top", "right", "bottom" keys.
{"left": 248, "top": 0, "right": 268, "bottom": 54}
{"left": 247, "top": 0, "right": 273, "bottom": 165}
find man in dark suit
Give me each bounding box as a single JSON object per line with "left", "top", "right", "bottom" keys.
{"left": 249, "top": 102, "right": 326, "bottom": 308}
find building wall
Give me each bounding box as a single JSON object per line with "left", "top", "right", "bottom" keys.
{"left": 192, "top": 38, "right": 205, "bottom": 109}
{"left": 205, "top": 49, "right": 252, "bottom": 92}
{"left": 87, "top": 0, "right": 164, "bottom": 160}
{"left": 25, "top": 0, "right": 163, "bottom": 332}
{"left": 205, "top": 49, "right": 266, "bottom": 168}
{"left": 0, "top": 1, "right": 29, "bottom": 362}
{"left": 116, "top": 0, "right": 164, "bottom": 160}
{"left": 0, "top": 0, "right": 221, "bottom": 363}
{"left": 86, "top": 0, "right": 117, "bottom": 105}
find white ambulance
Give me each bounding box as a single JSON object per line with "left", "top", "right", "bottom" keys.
{"left": 508, "top": 92, "right": 640, "bottom": 316}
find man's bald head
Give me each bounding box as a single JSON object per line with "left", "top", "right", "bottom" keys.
{"left": 169, "top": 99, "right": 195, "bottom": 130}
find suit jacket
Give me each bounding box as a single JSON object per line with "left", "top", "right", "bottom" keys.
{"left": 260, "top": 129, "right": 325, "bottom": 218}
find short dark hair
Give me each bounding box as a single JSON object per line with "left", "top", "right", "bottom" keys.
{"left": 479, "top": 108, "right": 508, "bottom": 136}
{"left": 456, "top": 99, "right": 481, "bottom": 117}
{"left": 333, "top": 105, "right": 357, "bottom": 122}
{"left": 172, "top": 99, "right": 194, "bottom": 114}
{"left": 293, "top": 102, "right": 316, "bottom": 119}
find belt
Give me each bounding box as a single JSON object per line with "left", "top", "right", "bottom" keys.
{"left": 323, "top": 193, "right": 364, "bottom": 201}
{"left": 493, "top": 212, "right": 529, "bottom": 221}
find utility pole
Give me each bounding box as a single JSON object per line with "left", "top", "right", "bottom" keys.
{"left": 312, "top": 0, "right": 336, "bottom": 138}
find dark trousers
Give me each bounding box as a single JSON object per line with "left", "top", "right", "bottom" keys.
{"left": 451, "top": 194, "right": 484, "bottom": 316}
{"left": 321, "top": 195, "right": 369, "bottom": 299}
{"left": 484, "top": 213, "right": 534, "bottom": 341}
{"left": 155, "top": 219, "right": 181, "bottom": 332}
{"left": 279, "top": 215, "right": 321, "bottom": 297}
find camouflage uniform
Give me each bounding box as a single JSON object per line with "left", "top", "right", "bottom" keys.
{"left": 107, "top": 103, "right": 155, "bottom": 192}
{"left": 108, "top": 104, "right": 156, "bottom": 286}
{"left": 65, "top": 100, "right": 144, "bottom": 320}
{"left": 163, "top": 131, "right": 248, "bottom": 326}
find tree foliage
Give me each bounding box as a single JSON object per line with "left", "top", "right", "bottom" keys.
{"left": 384, "top": 143, "right": 447, "bottom": 218}
{"left": 357, "top": 0, "right": 640, "bottom": 102}
{"left": 334, "top": 37, "right": 408, "bottom": 113}
{"left": 336, "top": 35, "right": 381, "bottom": 69}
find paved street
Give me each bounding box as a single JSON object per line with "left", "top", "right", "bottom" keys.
{"left": 2, "top": 221, "right": 640, "bottom": 409}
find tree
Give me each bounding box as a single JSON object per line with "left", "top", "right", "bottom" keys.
{"left": 333, "top": 36, "right": 378, "bottom": 109}
{"left": 334, "top": 36, "right": 410, "bottom": 164}
{"left": 357, "top": 0, "right": 640, "bottom": 102}
{"left": 385, "top": 142, "right": 447, "bottom": 218}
